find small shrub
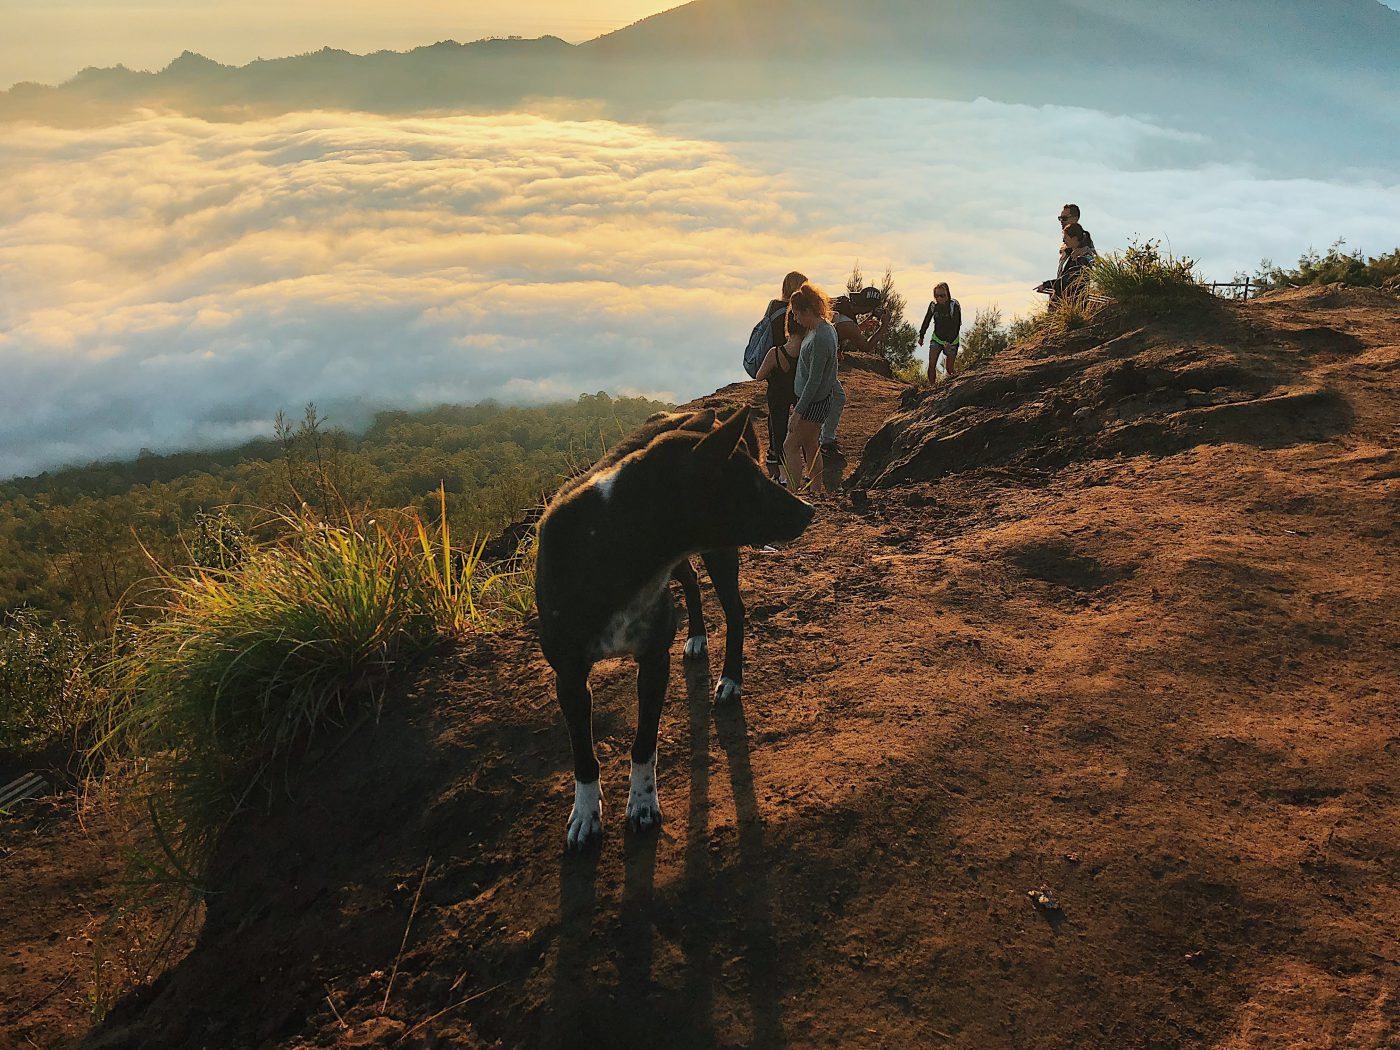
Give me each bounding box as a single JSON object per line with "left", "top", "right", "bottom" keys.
{"left": 883, "top": 320, "right": 919, "bottom": 372}
{"left": 960, "top": 305, "right": 1012, "bottom": 372}
{"left": 893, "top": 359, "right": 928, "bottom": 386}
{"left": 0, "top": 608, "right": 99, "bottom": 754}
{"left": 1007, "top": 311, "right": 1044, "bottom": 344}
{"left": 1090, "top": 238, "right": 1203, "bottom": 303}
{"left": 186, "top": 511, "right": 248, "bottom": 571}
{"left": 1251, "top": 239, "right": 1400, "bottom": 291}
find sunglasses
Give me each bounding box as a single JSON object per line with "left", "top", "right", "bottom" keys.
{"left": 1058, "top": 215, "right": 1072, "bottom": 223}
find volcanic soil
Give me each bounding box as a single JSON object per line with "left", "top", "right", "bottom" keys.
{"left": 5, "top": 287, "right": 1398, "bottom": 1049}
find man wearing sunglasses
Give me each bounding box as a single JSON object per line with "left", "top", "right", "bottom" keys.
{"left": 1058, "top": 204, "right": 1081, "bottom": 257}
{"left": 1037, "top": 203, "right": 1084, "bottom": 295}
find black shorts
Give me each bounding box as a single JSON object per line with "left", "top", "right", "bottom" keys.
{"left": 799, "top": 394, "right": 832, "bottom": 425}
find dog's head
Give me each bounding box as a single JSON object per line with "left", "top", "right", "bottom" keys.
{"left": 663, "top": 406, "right": 813, "bottom": 549}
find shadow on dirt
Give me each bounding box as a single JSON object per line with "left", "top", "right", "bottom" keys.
{"left": 543, "top": 662, "right": 787, "bottom": 1050}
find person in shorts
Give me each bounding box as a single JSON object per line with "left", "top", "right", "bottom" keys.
{"left": 783, "top": 282, "right": 839, "bottom": 495}
{"left": 756, "top": 271, "right": 808, "bottom": 477}
{"left": 918, "top": 282, "right": 963, "bottom": 378}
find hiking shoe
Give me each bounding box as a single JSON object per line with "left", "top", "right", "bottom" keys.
{"left": 820, "top": 440, "right": 844, "bottom": 458}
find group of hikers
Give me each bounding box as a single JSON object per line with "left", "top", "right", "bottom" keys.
{"left": 745, "top": 203, "right": 1097, "bottom": 493}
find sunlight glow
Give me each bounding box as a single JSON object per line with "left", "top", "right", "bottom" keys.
{"left": 1, "top": 1, "right": 672, "bottom": 88}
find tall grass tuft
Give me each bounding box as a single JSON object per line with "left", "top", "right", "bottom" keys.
{"left": 1090, "top": 238, "right": 1205, "bottom": 305}
{"left": 89, "top": 491, "right": 534, "bottom": 996}
{"left": 1041, "top": 289, "right": 1100, "bottom": 338}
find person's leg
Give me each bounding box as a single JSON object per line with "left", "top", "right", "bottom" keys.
{"left": 764, "top": 409, "right": 780, "bottom": 476}
{"left": 944, "top": 347, "right": 959, "bottom": 378}
{"left": 798, "top": 417, "right": 825, "bottom": 494}
{"left": 782, "top": 415, "right": 806, "bottom": 494}
{"left": 820, "top": 379, "right": 845, "bottom": 451}
{"left": 807, "top": 439, "right": 826, "bottom": 494}
{"left": 929, "top": 347, "right": 941, "bottom": 381}
{"left": 771, "top": 397, "right": 792, "bottom": 483}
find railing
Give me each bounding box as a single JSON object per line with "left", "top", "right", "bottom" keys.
{"left": 1207, "top": 279, "right": 1259, "bottom": 301}
{"left": 1, "top": 772, "right": 50, "bottom": 810}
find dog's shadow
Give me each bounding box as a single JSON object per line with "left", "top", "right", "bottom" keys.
{"left": 549, "top": 659, "right": 787, "bottom": 1048}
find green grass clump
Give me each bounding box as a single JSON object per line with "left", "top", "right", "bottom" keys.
{"left": 1090, "top": 238, "right": 1205, "bottom": 304}
{"left": 1041, "top": 290, "right": 1101, "bottom": 338}
{"left": 96, "top": 491, "right": 532, "bottom": 890}
{"left": 78, "top": 491, "right": 533, "bottom": 1007}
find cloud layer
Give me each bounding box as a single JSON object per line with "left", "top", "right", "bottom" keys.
{"left": 2, "top": 99, "right": 1399, "bottom": 477}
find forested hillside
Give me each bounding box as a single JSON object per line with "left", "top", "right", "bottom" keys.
{"left": 0, "top": 393, "right": 670, "bottom": 635}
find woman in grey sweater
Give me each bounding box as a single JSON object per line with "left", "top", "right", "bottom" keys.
{"left": 782, "top": 282, "right": 839, "bottom": 495}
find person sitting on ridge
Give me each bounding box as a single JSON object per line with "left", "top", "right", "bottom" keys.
{"left": 820, "top": 285, "right": 885, "bottom": 459}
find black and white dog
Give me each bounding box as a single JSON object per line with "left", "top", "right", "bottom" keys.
{"left": 535, "top": 406, "right": 814, "bottom": 849}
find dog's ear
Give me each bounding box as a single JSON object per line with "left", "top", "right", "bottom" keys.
{"left": 679, "top": 408, "right": 716, "bottom": 433}
{"left": 695, "top": 405, "right": 751, "bottom": 461}
{"left": 738, "top": 414, "right": 762, "bottom": 461}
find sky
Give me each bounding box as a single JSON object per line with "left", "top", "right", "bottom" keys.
{"left": 3, "top": 3, "right": 1400, "bottom": 476}
{"left": 4, "top": 96, "right": 1399, "bottom": 478}
{"left": 1, "top": 1, "right": 671, "bottom": 88}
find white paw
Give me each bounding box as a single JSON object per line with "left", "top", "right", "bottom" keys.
{"left": 625, "top": 755, "right": 663, "bottom": 832}
{"left": 683, "top": 634, "right": 708, "bottom": 659}
{"left": 566, "top": 780, "right": 603, "bottom": 850}
{"left": 714, "top": 677, "right": 742, "bottom": 704}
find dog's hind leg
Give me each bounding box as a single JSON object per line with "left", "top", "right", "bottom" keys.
{"left": 672, "top": 558, "right": 708, "bottom": 660}
{"left": 626, "top": 632, "right": 671, "bottom": 833}
{"left": 701, "top": 547, "right": 745, "bottom": 704}
{"left": 556, "top": 663, "right": 603, "bottom": 850}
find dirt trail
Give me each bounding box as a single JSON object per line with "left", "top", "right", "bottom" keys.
{"left": 6, "top": 289, "right": 1399, "bottom": 1049}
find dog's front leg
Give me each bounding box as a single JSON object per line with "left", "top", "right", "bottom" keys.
{"left": 703, "top": 547, "right": 745, "bottom": 703}
{"left": 672, "top": 559, "right": 708, "bottom": 659}
{"left": 626, "top": 634, "right": 670, "bottom": 832}
{"left": 556, "top": 665, "right": 603, "bottom": 850}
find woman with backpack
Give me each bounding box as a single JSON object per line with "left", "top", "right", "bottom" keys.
{"left": 756, "top": 301, "right": 805, "bottom": 484}
{"left": 748, "top": 271, "right": 807, "bottom": 477}
{"left": 783, "top": 281, "right": 840, "bottom": 496}
{"left": 918, "top": 281, "right": 963, "bottom": 378}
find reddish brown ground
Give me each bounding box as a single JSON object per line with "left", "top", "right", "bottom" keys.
{"left": 3, "top": 288, "right": 1398, "bottom": 1049}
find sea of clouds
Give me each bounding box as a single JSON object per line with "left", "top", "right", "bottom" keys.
{"left": 2, "top": 97, "right": 1399, "bottom": 477}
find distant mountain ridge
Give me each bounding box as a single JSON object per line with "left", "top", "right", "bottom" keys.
{"left": 3, "top": 0, "right": 1397, "bottom": 168}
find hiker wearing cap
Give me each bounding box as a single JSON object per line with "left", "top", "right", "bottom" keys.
{"left": 918, "top": 282, "right": 962, "bottom": 378}
{"left": 821, "top": 285, "right": 885, "bottom": 458}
